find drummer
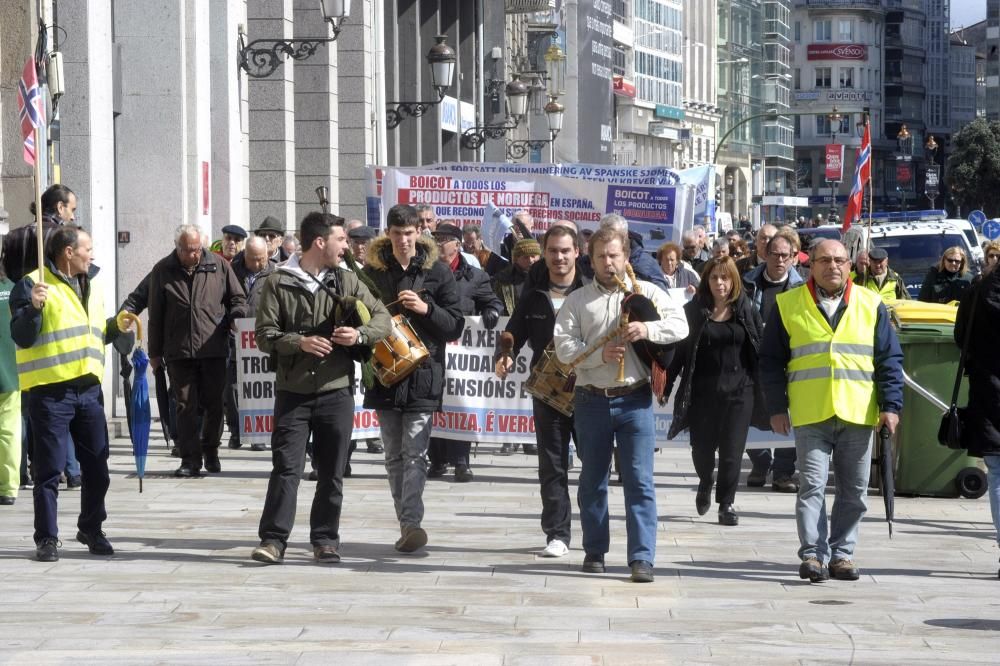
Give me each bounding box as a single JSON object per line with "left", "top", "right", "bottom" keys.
{"left": 361, "top": 204, "right": 465, "bottom": 554}
{"left": 495, "top": 224, "right": 584, "bottom": 558}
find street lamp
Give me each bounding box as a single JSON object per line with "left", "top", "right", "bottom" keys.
{"left": 896, "top": 124, "right": 913, "bottom": 212}
{"left": 925, "top": 135, "right": 940, "bottom": 209}
{"left": 506, "top": 95, "right": 565, "bottom": 161}
{"left": 461, "top": 77, "right": 531, "bottom": 150}
{"left": 826, "top": 107, "right": 844, "bottom": 216}
{"left": 925, "top": 135, "right": 938, "bottom": 166}
{"left": 238, "top": 0, "right": 350, "bottom": 78}
{"left": 544, "top": 44, "right": 567, "bottom": 97}
{"left": 385, "top": 35, "right": 457, "bottom": 129}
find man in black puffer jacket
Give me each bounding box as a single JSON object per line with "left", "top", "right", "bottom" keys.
{"left": 363, "top": 206, "right": 465, "bottom": 554}
{"left": 426, "top": 223, "right": 501, "bottom": 483}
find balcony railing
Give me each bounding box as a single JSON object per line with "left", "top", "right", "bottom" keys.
{"left": 794, "top": 0, "right": 883, "bottom": 9}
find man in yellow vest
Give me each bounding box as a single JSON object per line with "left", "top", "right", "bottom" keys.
{"left": 10, "top": 226, "right": 133, "bottom": 562}
{"left": 760, "top": 239, "right": 903, "bottom": 583}
{"left": 852, "top": 247, "right": 909, "bottom": 303}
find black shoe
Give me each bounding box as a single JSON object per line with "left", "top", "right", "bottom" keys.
{"left": 747, "top": 465, "right": 768, "bottom": 487}
{"left": 36, "top": 537, "right": 60, "bottom": 562}
{"left": 522, "top": 444, "right": 538, "bottom": 455}
{"left": 582, "top": 553, "right": 605, "bottom": 573}
{"left": 343, "top": 463, "right": 352, "bottom": 478}
{"left": 227, "top": 435, "right": 242, "bottom": 449}
{"left": 76, "top": 530, "right": 114, "bottom": 555}
{"left": 366, "top": 440, "right": 384, "bottom": 454}
{"left": 170, "top": 447, "right": 182, "bottom": 458}
{"left": 497, "top": 442, "right": 515, "bottom": 456}
{"left": 66, "top": 475, "right": 82, "bottom": 489}
{"left": 174, "top": 465, "right": 201, "bottom": 478}
{"left": 427, "top": 463, "right": 448, "bottom": 478}
{"left": 695, "top": 483, "right": 711, "bottom": 516}
{"left": 454, "top": 465, "right": 474, "bottom": 483}
{"left": 204, "top": 452, "right": 221, "bottom": 474}
{"left": 0, "top": 496, "right": 14, "bottom": 505}
{"left": 306, "top": 469, "right": 318, "bottom": 481}
{"left": 798, "top": 557, "right": 829, "bottom": 583}
{"left": 718, "top": 504, "right": 738, "bottom": 526}
{"left": 772, "top": 476, "right": 799, "bottom": 493}
{"left": 250, "top": 442, "right": 268, "bottom": 452}
{"left": 630, "top": 560, "right": 654, "bottom": 583}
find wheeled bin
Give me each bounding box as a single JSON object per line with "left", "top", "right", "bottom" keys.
{"left": 889, "top": 301, "right": 986, "bottom": 498}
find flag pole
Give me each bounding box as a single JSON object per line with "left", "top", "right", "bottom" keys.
{"left": 32, "top": 123, "right": 44, "bottom": 285}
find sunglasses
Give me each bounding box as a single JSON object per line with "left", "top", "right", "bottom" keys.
{"left": 768, "top": 251, "right": 792, "bottom": 261}
{"left": 945, "top": 258, "right": 963, "bottom": 264}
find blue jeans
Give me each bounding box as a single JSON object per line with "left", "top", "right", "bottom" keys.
{"left": 573, "top": 388, "right": 657, "bottom": 565}
{"left": 794, "top": 417, "right": 873, "bottom": 564}
{"left": 378, "top": 410, "right": 432, "bottom": 529}
{"left": 29, "top": 382, "right": 110, "bottom": 543}
{"left": 984, "top": 455, "right": 1000, "bottom": 547}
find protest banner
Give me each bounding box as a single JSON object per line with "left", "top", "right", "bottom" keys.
{"left": 234, "top": 316, "right": 788, "bottom": 449}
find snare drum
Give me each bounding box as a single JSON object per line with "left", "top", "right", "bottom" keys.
{"left": 371, "top": 314, "right": 430, "bottom": 387}
{"left": 524, "top": 344, "right": 575, "bottom": 417}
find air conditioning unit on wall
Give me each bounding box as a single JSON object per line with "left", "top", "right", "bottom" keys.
{"left": 506, "top": 0, "right": 555, "bottom": 14}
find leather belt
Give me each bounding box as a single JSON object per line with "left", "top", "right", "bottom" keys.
{"left": 577, "top": 379, "right": 650, "bottom": 398}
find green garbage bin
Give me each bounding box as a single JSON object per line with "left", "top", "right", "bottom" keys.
{"left": 894, "top": 322, "right": 986, "bottom": 498}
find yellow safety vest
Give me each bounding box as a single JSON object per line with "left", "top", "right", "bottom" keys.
{"left": 16, "top": 267, "right": 106, "bottom": 390}
{"left": 854, "top": 272, "right": 903, "bottom": 304}
{"left": 776, "top": 282, "right": 881, "bottom": 427}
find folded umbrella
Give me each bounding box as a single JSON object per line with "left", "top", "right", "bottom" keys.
{"left": 877, "top": 425, "right": 895, "bottom": 538}
{"left": 154, "top": 365, "right": 172, "bottom": 448}
{"left": 130, "top": 347, "right": 151, "bottom": 493}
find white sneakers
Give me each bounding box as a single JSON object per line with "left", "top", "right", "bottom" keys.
{"left": 540, "top": 539, "right": 569, "bottom": 558}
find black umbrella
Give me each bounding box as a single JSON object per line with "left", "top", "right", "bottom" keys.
{"left": 154, "top": 365, "right": 173, "bottom": 448}
{"left": 120, "top": 352, "right": 134, "bottom": 440}
{"left": 877, "top": 425, "right": 895, "bottom": 538}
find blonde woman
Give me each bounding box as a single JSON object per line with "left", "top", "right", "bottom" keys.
{"left": 918, "top": 246, "right": 973, "bottom": 303}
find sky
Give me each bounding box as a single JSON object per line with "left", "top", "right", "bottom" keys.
{"left": 953, "top": 1, "right": 986, "bottom": 29}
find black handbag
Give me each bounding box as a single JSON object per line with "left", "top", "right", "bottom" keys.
{"left": 938, "top": 293, "right": 977, "bottom": 450}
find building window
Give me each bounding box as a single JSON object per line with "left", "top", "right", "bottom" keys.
{"left": 796, "top": 158, "right": 812, "bottom": 190}
{"left": 793, "top": 68, "right": 801, "bottom": 90}
{"left": 815, "top": 67, "right": 832, "bottom": 88}
{"left": 794, "top": 21, "right": 801, "bottom": 42}
{"left": 794, "top": 114, "right": 801, "bottom": 138}
{"left": 838, "top": 19, "right": 853, "bottom": 42}
{"left": 814, "top": 19, "right": 832, "bottom": 42}
{"left": 839, "top": 67, "right": 854, "bottom": 89}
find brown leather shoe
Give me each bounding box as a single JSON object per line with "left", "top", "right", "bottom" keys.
{"left": 394, "top": 525, "right": 428, "bottom": 553}
{"left": 829, "top": 558, "right": 860, "bottom": 581}
{"left": 313, "top": 544, "right": 341, "bottom": 564}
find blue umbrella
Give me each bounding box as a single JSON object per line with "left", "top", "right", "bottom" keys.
{"left": 130, "top": 347, "right": 151, "bottom": 493}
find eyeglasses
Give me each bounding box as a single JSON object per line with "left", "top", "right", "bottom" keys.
{"left": 988, "top": 254, "right": 1000, "bottom": 261}
{"left": 768, "top": 251, "right": 792, "bottom": 261}
{"left": 814, "top": 256, "right": 850, "bottom": 266}
{"left": 258, "top": 232, "right": 279, "bottom": 240}
{"left": 944, "top": 257, "right": 963, "bottom": 265}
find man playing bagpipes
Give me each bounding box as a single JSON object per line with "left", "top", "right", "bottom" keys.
{"left": 553, "top": 227, "right": 688, "bottom": 583}
{"left": 495, "top": 225, "right": 584, "bottom": 559}
{"left": 251, "top": 213, "right": 392, "bottom": 565}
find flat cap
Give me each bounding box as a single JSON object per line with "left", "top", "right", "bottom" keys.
{"left": 348, "top": 225, "right": 377, "bottom": 241}
{"left": 221, "top": 224, "right": 247, "bottom": 239}
{"left": 868, "top": 247, "right": 888, "bottom": 261}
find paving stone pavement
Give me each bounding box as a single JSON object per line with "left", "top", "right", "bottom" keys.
{"left": 2, "top": 429, "right": 1000, "bottom": 665}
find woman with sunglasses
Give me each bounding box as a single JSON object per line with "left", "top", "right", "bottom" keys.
{"left": 918, "top": 246, "right": 973, "bottom": 304}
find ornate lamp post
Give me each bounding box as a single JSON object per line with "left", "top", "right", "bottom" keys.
{"left": 238, "top": 0, "right": 351, "bottom": 78}
{"left": 385, "top": 35, "right": 457, "bottom": 129}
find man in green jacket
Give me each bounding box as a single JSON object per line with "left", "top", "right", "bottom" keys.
{"left": 0, "top": 269, "right": 19, "bottom": 506}
{"left": 250, "top": 212, "right": 391, "bottom": 565}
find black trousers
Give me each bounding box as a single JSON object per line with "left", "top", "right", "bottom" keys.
{"left": 689, "top": 385, "right": 754, "bottom": 506}
{"left": 224, "top": 358, "right": 239, "bottom": 443}
{"left": 428, "top": 438, "right": 471, "bottom": 466}
{"left": 533, "top": 398, "right": 572, "bottom": 545}
{"left": 167, "top": 358, "right": 227, "bottom": 469}
{"left": 258, "top": 388, "right": 353, "bottom": 549}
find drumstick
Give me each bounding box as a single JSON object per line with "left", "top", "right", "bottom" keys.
{"left": 499, "top": 331, "right": 515, "bottom": 376}
{"left": 385, "top": 289, "right": 428, "bottom": 309}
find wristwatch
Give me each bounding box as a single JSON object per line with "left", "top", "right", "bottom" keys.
{"left": 357, "top": 330, "right": 367, "bottom": 346}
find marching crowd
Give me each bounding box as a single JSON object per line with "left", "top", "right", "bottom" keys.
{"left": 2, "top": 184, "right": 1000, "bottom": 585}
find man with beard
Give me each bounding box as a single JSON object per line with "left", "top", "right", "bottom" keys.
{"left": 554, "top": 227, "right": 688, "bottom": 583}
{"left": 496, "top": 225, "right": 583, "bottom": 557}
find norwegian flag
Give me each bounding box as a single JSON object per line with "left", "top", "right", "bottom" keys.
{"left": 842, "top": 118, "right": 871, "bottom": 232}
{"left": 16, "top": 57, "right": 45, "bottom": 166}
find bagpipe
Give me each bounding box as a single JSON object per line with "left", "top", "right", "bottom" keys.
{"left": 559, "top": 263, "right": 675, "bottom": 404}
{"left": 304, "top": 252, "right": 373, "bottom": 369}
